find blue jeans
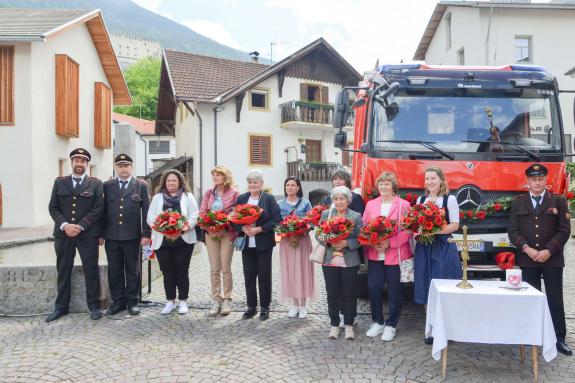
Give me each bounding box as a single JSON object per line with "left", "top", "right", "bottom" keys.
{"left": 368, "top": 260, "right": 402, "bottom": 327}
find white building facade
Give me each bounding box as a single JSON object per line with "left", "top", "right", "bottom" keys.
{"left": 414, "top": 1, "right": 575, "bottom": 147}
{"left": 0, "top": 9, "right": 131, "bottom": 227}
{"left": 156, "top": 39, "right": 361, "bottom": 201}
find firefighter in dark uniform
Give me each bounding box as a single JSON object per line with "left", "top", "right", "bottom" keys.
{"left": 101, "top": 154, "right": 151, "bottom": 316}
{"left": 508, "top": 163, "right": 572, "bottom": 356}
{"left": 47, "top": 148, "right": 104, "bottom": 322}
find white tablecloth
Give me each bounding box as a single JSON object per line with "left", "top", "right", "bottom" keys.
{"left": 425, "top": 279, "right": 557, "bottom": 362}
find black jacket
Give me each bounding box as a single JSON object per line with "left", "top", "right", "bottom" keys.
{"left": 508, "top": 192, "right": 570, "bottom": 268}
{"left": 48, "top": 175, "right": 104, "bottom": 238}
{"left": 233, "top": 192, "right": 281, "bottom": 251}
{"left": 102, "top": 178, "right": 151, "bottom": 241}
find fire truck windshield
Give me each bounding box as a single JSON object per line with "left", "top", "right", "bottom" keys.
{"left": 371, "top": 88, "right": 562, "bottom": 159}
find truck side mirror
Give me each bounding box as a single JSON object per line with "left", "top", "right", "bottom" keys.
{"left": 334, "top": 131, "right": 347, "bottom": 148}
{"left": 333, "top": 90, "right": 350, "bottom": 129}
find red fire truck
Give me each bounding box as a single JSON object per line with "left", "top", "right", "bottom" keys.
{"left": 333, "top": 64, "right": 571, "bottom": 275}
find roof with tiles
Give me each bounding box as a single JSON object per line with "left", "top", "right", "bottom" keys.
{"left": 163, "top": 49, "right": 269, "bottom": 101}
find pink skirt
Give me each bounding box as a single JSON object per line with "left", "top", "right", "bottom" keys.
{"left": 279, "top": 234, "right": 316, "bottom": 303}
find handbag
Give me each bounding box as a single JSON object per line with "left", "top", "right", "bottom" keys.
{"left": 308, "top": 207, "right": 332, "bottom": 264}
{"left": 234, "top": 235, "right": 247, "bottom": 251}
{"left": 309, "top": 242, "right": 326, "bottom": 264}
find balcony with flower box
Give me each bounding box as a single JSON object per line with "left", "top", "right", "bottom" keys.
{"left": 279, "top": 100, "right": 337, "bottom": 131}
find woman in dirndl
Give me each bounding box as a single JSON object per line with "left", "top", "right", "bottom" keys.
{"left": 413, "top": 166, "right": 462, "bottom": 344}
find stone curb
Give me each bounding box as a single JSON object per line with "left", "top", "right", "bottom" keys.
{"left": 0, "top": 237, "right": 53, "bottom": 250}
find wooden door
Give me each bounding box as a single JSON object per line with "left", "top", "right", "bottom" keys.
{"left": 306, "top": 140, "right": 322, "bottom": 162}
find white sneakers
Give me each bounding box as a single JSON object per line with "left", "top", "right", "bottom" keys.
{"left": 344, "top": 325, "right": 355, "bottom": 340}
{"left": 381, "top": 326, "right": 397, "bottom": 341}
{"left": 366, "top": 323, "right": 385, "bottom": 338}
{"left": 161, "top": 301, "right": 176, "bottom": 315}
{"left": 329, "top": 326, "right": 341, "bottom": 339}
{"left": 208, "top": 301, "right": 221, "bottom": 317}
{"left": 220, "top": 299, "right": 231, "bottom": 316}
{"left": 287, "top": 306, "right": 299, "bottom": 318}
{"left": 287, "top": 306, "right": 308, "bottom": 318}
{"left": 178, "top": 301, "right": 188, "bottom": 314}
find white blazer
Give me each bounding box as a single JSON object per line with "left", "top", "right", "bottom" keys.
{"left": 146, "top": 192, "right": 199, "bottom": 250}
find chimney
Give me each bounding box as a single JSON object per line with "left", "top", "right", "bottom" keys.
{"left": 249, "top": 51, "right": 259, "bottom": 63}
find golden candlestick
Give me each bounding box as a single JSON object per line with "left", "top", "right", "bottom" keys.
{"left": 448, "top": 225, "right": 482, "bottom": 289}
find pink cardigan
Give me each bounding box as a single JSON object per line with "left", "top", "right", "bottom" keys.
{"left": 199, "top": 186, "right": 240, "bottom": 237}
{"left": 362, "top": 195, "right": 413, "bottom": 265}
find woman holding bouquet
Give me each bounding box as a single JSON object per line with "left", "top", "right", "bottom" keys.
{"left": 362, "top": 172, "right": 412, "bottom": 342}
{"left": 413, "top": 167, "right": 461, "bottom": 343}
{"left": 147, "top": 170, "right": 199, "bottom": 315}
{"left": 277, "top": 177, "right": 315, "bottom": 319}
{"left": 233, "top": 169, "right": 281, "bottom": 321}
{"left": 199, "top": 166, "right": 240, "bottom": 317}
{"left": 316, "top": 186, "right": 363, "bottom": 340}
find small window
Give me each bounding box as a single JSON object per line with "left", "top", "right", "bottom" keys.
{"left": 445, "top": 12, "right": 452, "bottom": 50}
{"left": 89, "top": 165, "right": 97, "bottom": 177}
{"left": 58, "top": 159, "right": 68, "bottom": 177}
{"left": 515, "top": 36, "right": 532, "bottom": 63}
{"left": 0, "top": 46, "right": 14, "bottom": 125}
{"left": 149, "top": 140, "right": 170, "bottom": 154}
{"left": 457, "top": 47, "right": 465, "bottom": 65}
{"left": 250, "top": 89, "right": 268, "bottom": 110}
{"left": 249, "top": 134, "right": 272, "bottom": 166}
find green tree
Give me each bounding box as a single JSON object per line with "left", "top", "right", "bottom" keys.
{"left": 114, "top": 57, "right": 161, "bottom": 121}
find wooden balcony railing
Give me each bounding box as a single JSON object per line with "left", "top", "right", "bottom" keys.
{"left": 287, "top": 161, "right": 349, "bottom": 182}
{"left": 279, "top": 100, "right": 334, "bottom": 125}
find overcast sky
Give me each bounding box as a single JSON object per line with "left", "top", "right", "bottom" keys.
{"left": 131, "top": 0, "right": 553, "bottom": 72}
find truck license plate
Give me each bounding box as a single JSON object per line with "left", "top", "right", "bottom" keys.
{"left": 456, "top": 241, "right": 485, "bottom": 252}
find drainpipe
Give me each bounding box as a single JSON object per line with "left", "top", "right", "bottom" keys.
{"left": 137, "top": 132, "right": 148, "bottom": 176}
{"left": 213, "top": 98, "right": 225, "bottom": 166}
{"left": 485, "top": 6, "right": 494, "bottom": 65}
{"left": 183, "top": 101, "right": 202, "bottom": 196}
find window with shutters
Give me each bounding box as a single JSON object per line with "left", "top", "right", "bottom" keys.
{"left": 249, "top": 88, "right": 269, "bottom": 111}
{"left": 94, "top": 82, "right": 112, "bottom": 148}
{"left": 55, "top": 54, "right": 79, "bottom": 137}
{"left": 300, "top": 83, "right": 329, "bottom": 104}
{"left": 0, "top": 46, "right": 14, "bottom": 125}
{"left": 249, "top": 134, "right": 272, "bottom": 166}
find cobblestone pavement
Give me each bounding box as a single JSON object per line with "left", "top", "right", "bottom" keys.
{"left": 1, "top": 241, "right": 574, "bottom": 383}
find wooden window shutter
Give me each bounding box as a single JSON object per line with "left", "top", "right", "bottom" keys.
{"left": 250, "top": 135, "right": 271, "bottom": 165}
{"left": 94, "top": 82, "right": 112, "bottom": 148}
{"left": 321, "top": 86, "right": 329, "bottom": 104}
{"left": 0, "top": 46, "right": 14, "bottom": 125}
{"left": 300, "top": 83, "right": 308, "bottom": 101}
{"left": 55, "top": 54, "right": 79, "bottom": 137}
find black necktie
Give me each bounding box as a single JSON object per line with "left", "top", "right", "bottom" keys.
{"left": 73, "top": 177, "right": 81, "bottom": 192}
{"left": 120, "top": 180, "right": 128, "bottom": 190}
{"left": 533, "top": 195, "right": 542, "bottom": 210}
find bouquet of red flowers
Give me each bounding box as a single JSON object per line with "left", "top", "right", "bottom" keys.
{"left": 400, "top": 203, "right": 446, "bottom": 245}
{"left": 151, "top": 209, "right": 188, "bottom": 240}
{"left": 315, "top": 216, "right": 355, "bottom": 244}
{"left": 358, "top": 216, "right": 397, "bottom": 246}
{"left": 228, "top": 204, "right": 263, "bottom": 225}
{"left": 365, "top": 186, "right": 379, "bottom": 200}
{"left": 198, "top": 210, "right": 229, "bottom": 240}
{"left": 304, "top": 204, "right": 328, "bottom": 226}
{"left": 275, "top": 215, "right": 310, "bottom": 247}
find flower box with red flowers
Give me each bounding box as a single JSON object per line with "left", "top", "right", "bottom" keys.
{"left": 228, "top": 204, "right": 263, "bottom": 225}
{"left": 315, "top": 216, "right": 355, "bottom": 244}
{"left": 358, "top": 216, "right": 397, "bottom": 246}
{"left": 400, "top": 203, "right": 446, "bottom": 245}
{"left": 198, "top": 210, "right": 229, "bottom": 234}
{"left": 151, "top": 209, "right": 188, "bottom": 239}
{"left": 304, "top": 204, "right": 328, "bottom": 226}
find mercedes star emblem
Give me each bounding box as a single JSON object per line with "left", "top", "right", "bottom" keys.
{"left": 456, "top": 186, "right": 482, "bottom": 210}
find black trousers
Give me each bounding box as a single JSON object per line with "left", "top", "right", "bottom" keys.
{"left": 54, "top": 237, "right": 100, "bottom": 311}
{"left": 155, "top": 242, "right": 194, "bottom": 301}
{"left": 323, "top": 265, "right": 359, "bottom": 326}
{"left": 105, "top": 239, "right": 140, "bottom": 307}
{"left": 242, "top": 247, "right": 273, "bottom": 309}
{"left": 522, "top": 266, "right": 567, "bottom": 340}
{"left": 368, "top": 260, "right": 402, "bottom": 327}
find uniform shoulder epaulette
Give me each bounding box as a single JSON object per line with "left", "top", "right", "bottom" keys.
{"left": 104, "top": 178, "right": 115, "bottom": 184}
{"left": 515, "top": 194, "right": 528, "bottom": 199}
{"left": 90, "top": 176, "right": 100, "bottom": 180}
